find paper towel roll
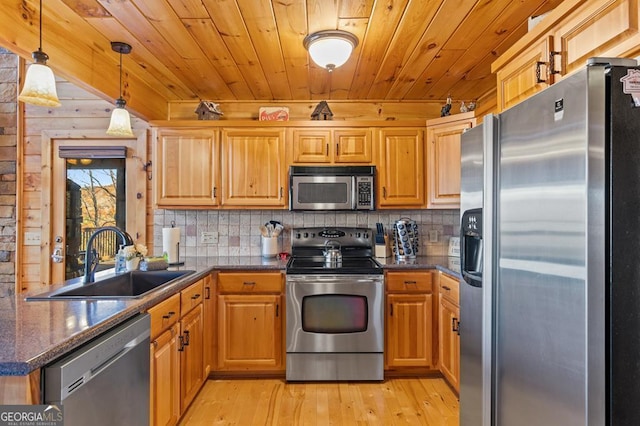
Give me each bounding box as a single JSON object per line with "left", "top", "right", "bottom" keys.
{"left": 162, "top": 227, "right": 181, "bottom": 264}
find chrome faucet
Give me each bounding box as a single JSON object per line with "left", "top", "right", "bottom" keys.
{"left": 83, "top": 226, "right": 134, "bottom": 283}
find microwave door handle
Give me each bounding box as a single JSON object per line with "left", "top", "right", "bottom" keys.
{"left": 351, "top": 176, "right": 357, "bottom": 210}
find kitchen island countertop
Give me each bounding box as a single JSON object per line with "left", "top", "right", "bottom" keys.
{"left": 0, "top": 255, "right": 457, "bottom": 376}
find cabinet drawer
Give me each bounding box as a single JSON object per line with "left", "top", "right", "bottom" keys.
{"left": 181, "top": 280, "right": 204, "bottom": 314}
{"left": 217, "top": 272, "right": 282, "bottom": 293}
{"left": 386, "top": 271, "right": 433, "bottom": 292}
{"left": 148, "top": 293, "right": 180, "bottom": 339}
{"left": 439, "top": 272, "right": 459, "bottom": 305}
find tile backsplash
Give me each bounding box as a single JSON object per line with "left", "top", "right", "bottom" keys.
{"left": 153, "top": 209, "right": 460, "bottom": 258}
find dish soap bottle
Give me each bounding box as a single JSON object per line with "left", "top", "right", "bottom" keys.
{"left": 115, "top": 245, "right": 126, "bottom": 274}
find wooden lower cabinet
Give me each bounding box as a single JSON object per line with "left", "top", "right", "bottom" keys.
{"left": 148, "top": 279, "right": 206, "bottom": 426}
{"left": 202, "top": 274, "right": 215, "bottom": 376}
{"left": 216, "top": 294, "right": 282, "bottom": 371}
{"left": 438, "top": 272, "right": 461, "bottom": 392}
{"left": 386, "top": 293, "right": 434, "bottom": 368}
{"left": 180, "top": 304, "right": 205, "bottom": 410}
{"left": 150, "top": 323, "right": 181, "bottom": 426}
{"left": 385, "top": 270, "right": 436, "bottom": 370}
{"left": 215, "top": 271, "right": 284, "bottom": 372}
{"left": 438, "top": 297, "right": 460, "bottom": 392}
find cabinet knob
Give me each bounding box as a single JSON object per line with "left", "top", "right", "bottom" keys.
{"left": 191, "top": 293, "right": 201, "bottom": 300}
{"left": 162, "top": 311, "right": 175, "bottom": 319}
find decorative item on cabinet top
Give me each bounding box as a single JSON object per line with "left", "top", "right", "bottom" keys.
{"left": 195, "top": 101, "right": 224, "bottom": 120}
{"left": 259, "top": 107, "right": 290, "bottom": 121}
{"left": 311, "top": 101, "right": 334, "bottom": 120}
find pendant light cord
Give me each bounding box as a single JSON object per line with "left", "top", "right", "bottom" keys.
{"left": 119, "top": 50, "right": 123, "bottom": 99}
{"left": 38, "top": 0, "right": 43, "bottom": 52}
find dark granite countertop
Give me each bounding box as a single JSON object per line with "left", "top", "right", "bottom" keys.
{"left": 0, "top": 255, "right": 456, "bottom": 376}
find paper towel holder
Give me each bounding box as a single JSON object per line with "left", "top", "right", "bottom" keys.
{"left": 169, "top": 241, "right": 184, "bottom": 266}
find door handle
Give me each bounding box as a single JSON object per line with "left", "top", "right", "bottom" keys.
{"left": 51, "top": 246, "right": 63, "bottom": 263}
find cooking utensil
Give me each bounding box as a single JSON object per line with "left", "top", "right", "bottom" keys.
{"left": 259, "top": 224, "right": 269, "bottom": 237}
{"left": 323, "top": 240, "right": 342, "bottom": 266}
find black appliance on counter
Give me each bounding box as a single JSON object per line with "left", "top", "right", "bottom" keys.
{"left": 285, "top": 227, "right": 384, "bottom": 381}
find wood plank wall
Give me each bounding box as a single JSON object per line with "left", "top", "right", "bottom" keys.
{"left": 18, "top": 59, "right": 150, "bottom": 293}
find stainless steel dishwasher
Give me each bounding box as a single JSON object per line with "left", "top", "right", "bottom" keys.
{"left": 43, "top": 314, "right": 150, "bottom": 426}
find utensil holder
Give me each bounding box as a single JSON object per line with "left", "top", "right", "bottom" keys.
{"left": 261, "top": 236, "right": 279, "bottom": 258}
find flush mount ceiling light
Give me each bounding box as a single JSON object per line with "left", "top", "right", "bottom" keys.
{"left": 303, "top": 30, "right": 359, "bottom": 72}
{"left": 106, "top": 41, "right": 134, "bottom": 137}
{"left": 18, "top": 0, "right": 61, "bottom": 107}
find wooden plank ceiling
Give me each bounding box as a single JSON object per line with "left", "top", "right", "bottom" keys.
{"left": 2, "top": 0, "right": 563, "bottom": 120}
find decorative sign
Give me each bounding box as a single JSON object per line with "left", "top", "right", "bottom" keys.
{"left": 620, "top": 69, "right": 640, "bottom": 107}
{"left": 259, "top": 107, "right": 290, "bottom": 121}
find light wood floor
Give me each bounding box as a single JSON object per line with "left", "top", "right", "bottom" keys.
{"left": 179, "top": 378, "right": 459, "bottom": 425}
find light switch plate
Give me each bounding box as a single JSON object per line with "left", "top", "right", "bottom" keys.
{"left": 24, "top": 231, "right": 41, "bottom": 246}
{"left": 201, "top": 231, "right": 219, "bottom": 245}
{"left": 428, "top": 230, "right": 438, "bottom": 243}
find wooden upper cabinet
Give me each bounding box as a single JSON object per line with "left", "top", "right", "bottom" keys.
{"left": 154, "top": 128, "right": 219, "bottom": 207}
{"left": 553, "top": 0, "right": 640, "bottom": 79}
{"left": 221, "top": 128, "right": 287, "bottom": 208}
{"left": 334, "top": 130, "right": 372, "bottom": 163}
{"left": 376, "top": 128, "right": 425, "bottom": 208}
{"left": 426, "top": 112, "right": 476, "bottom": 209}
{"left": 289, "top": 128, "right": 372, "bottom": 164}
{"left": 495, "top": 35, "right": 555, "bottom": 112}
{"left": 493, "top": 0, "right": 640, "bottom": 111}
{"left": 290, "top": 129, "right": 332, "bottom": 163}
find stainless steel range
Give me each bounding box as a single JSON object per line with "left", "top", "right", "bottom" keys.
{"left": 285, "top": 227, "right": 384, "bottom": 381}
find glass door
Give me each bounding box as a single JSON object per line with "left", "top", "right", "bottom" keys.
{"left": 65, "top": 158, "right": 126, "bottom": 280}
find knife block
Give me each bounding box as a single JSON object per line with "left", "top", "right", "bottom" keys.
{"left": 375, "top": 235, "right": 390, "bottom": 258}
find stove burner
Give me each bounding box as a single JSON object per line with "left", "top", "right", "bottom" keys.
{"left": 286, "top": 256, "right": 383, "bottom": 275}
{"left": 287, "top": 227, "right": 382, "bottom": 275}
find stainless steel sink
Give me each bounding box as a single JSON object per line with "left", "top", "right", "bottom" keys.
{"left": 26, "top": 270, "right": 195, "bottom": 300}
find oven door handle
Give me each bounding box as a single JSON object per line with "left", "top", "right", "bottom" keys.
{"left": 286, "top": 275, "right": 383, "bottom": 285}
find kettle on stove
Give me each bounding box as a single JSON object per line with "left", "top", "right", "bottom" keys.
{"left": 323, "top": 240, "right": 343, "bottom": 266}
{"left": 392, "top": 217, "right": 419, "bottom": 259}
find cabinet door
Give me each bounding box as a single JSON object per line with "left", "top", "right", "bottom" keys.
{"left": 426, "top": 114, "right": 475, "bottom": 209}
{"left": 386, "top": 293, "right": 433, "bottom": 367}
{"left": 553, "top": 0, "right": 640, "bottom": 79}
{"left": 221, "top": 129, "right": 287, "bottom": 207}
{"left": 290, "top": 129, "right": 332, "bottom": 163}
{"left": 180, "top": 304, "right": 204, "bottom": 412}
{"left": 495, "top": 35, "right": 554, "bottom": 112}
{"left": 439, "top": 297, "right": 460, "bottom": 392}
{"left": 334, "top": 129, "right": 372, "bottom": 163}
{"left": 150, "top": 323, "right": 180, "bottom": 426}
{"left": 154, "top": 128, "right": 219, "bottom": 207}
{"left": 216, "top": 294, "right": 282, "bottom": 371}
{"left": 376, "top": 128, "right": 425, "bottom": 208}
{"left": 202, "top": 274, "right": 215, "bottom": 376}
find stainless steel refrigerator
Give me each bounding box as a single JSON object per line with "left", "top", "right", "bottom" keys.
{"left": 460, "top": 57, "right": 640, "bottom": 425}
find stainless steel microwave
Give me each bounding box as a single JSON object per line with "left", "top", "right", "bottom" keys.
{"left": 289, "top": 166, "right": 375, "bottom": 211}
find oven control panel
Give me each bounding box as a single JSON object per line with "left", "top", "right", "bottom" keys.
{"left": 291, "top": 227, "right": 372, "bottom": 249}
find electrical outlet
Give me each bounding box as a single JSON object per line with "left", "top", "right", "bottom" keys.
{"left": 24, "top": 231, "right": 41, "bottom": 246}
{"left": 201, "top": 231, "right": 219, "bottom": 245}
{"left": 429, "top": 230, "right": 438, "bottom": 243}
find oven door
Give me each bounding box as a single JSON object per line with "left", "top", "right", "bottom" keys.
{"left": 290, "top": 175, "right": 355, "bottom": 211}
{"left": 286, "top": 274, "right": 383, "bottom": 353}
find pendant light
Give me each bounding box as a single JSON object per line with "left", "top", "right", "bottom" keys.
{"left": 303, "top": 30, "right": 359, "bottom": 72}
{"left": 106, "top": 41, "right": 134, "bottom": 137}
{"left": 18, "top": 0, "right": 61, "bottom": 107}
